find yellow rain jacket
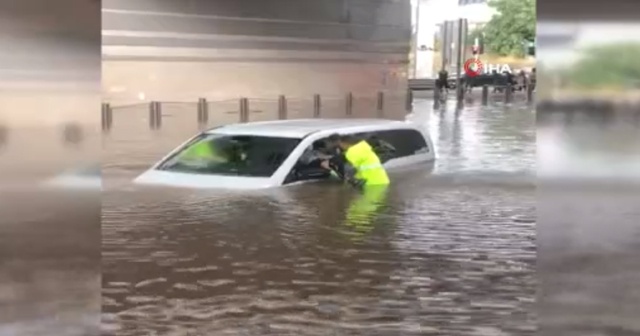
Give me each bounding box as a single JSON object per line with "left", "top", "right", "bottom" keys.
{"left": 180, "top": 140, "right": 227, "bottom": 164}
{"left": 344, "top": 140, "right": 390, "bottom": 186}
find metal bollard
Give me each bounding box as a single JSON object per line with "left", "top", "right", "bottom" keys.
{"left": 278, "top": 95, "right": 287, "bottom": 120}
{"left": 239, "top": 98, "right": 249, "bottom": 123}
{"left": 526, "top": 83, "right": 534, "bottom": 103}
{"left": 101, "top": 103, "right": 112, "bottom": 131}
{"left": 405, "top": 89, "right": 413, "bottom": 112}
{"left": 197, "top": 98, "right": 209, "bottom": 126}
{"left": 505, "top": 83, "right": 513, "bottom": 103}
{"left": 149, "top": 101, "right": 162, "bottom": 129}
{"left": 0, "top": 124, "right": 7, "bottom": 149}
{"left": 481, "top": 85, "right": 489, "bottom": 105}
{"left": 346, "top": 92, "right": 353, "bottom": 116}
{"left": 376, "top": 91, "right": 384, "bottom": 118}
{"left": 313, "top": 94, "right": 321, "bottom": 118}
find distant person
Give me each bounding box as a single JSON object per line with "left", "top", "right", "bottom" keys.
{"left": 321, "top": 134, "right": 389, "bottom": 188}
{"left": 436, "top": 69, "right": 450, "bottom": 95}
{"left": 504, "top": 71, "right": 516, "bottom": 91}
{"left": 530, "top": 68, "right": 537, "bottom": 91}
{"left": 491, "top": 70, "right": 500, "bottom": 92}
{"left": 518, "top": 70, "right": 528, "bottom": 91}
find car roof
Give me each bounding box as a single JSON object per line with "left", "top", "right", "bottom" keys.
{"left": 205, "top": 118, "right": 412, "bottom": 138}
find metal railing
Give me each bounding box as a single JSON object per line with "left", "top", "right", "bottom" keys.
{"left": 430, "top": 83, "right": 536, "bottom": 109}
{"left": 101, "top": 92, "right": 408, "bottom": 132}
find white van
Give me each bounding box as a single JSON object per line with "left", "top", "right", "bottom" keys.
{"left": 134, "top": 119, "right": 435, "bottom": 189}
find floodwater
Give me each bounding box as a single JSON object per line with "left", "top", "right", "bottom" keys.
{"left": 537, "top": 110, "right": 640, "bottom": 336}
{"left": 101, "top": 99, "right": 537, "bottom": 335}
{"left": 3, "top": 96, "right": 638, "bottom": 335}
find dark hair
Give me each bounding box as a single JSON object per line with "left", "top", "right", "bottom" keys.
{"left": 339, "top": 134, "right": 358, "bottom": 144}
{"left": 328, "top": 133, "right": 340, "bottom": 142}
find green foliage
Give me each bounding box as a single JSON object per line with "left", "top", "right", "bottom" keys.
{"left": 466, "top": 27, "right": 483, "bottom": 47}
{"left": 481, "top": 0, "right": 535, "bottom": 57}
{"left": 567, "top": 43, "right": 640, "bottom": 89}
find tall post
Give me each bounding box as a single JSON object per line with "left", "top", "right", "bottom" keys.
{"left": 149, "top": 102, "right": 156, "bottom": 129}
{"left": 149, "top": 101, "right": 162, "bottom": 130}
{"left": 376, "top": 91, "right": 384, "bottom": 118}
{"left": 197, "top": 98, "right": 208, "bottom": 126}
{"left": 413, "top": 0, "right": 421, "bottom": 78}
{"left": 405, "top": 89, "right": 413, "bottom": 112}
{"left": 346, "top": 92, "right": 353, "bottom": 116}
{"left": 455, "top": 18, "right": 464, "bottom": 102}
{"left": 155, "top": 102, "right": 162, "bottom": 129}
{"left": 506, "top": 82, "right": 513, "bottom": 103}
{"left": 313, "top": 94, "right": 321, "bottom": 118}
{"left": 278, "top": 95, "right": 287, "bottom": 119}
{"left": 239, "top": 98, "right": 249, "bottom": 123}
{"left": 101, "top": 103, "right": 112, "bottom": 132}
{"left": 441, "top": 21, "right": 450, "bottom": 71}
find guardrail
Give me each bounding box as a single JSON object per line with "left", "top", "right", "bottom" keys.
{"left": 408, "top": 78, "right": 436, "bottom": 90}
{"left": 101, "top": 92, "right": 409, "bottom": 132}
{"left": 426, "top": 83, "right": 536, "bottom": 109}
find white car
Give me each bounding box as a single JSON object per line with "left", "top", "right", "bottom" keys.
{"left": 134, "top": 119, "right": 435, "bottom": 190}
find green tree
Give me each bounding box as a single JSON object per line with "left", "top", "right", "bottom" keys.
{"left": 467, "top": 27, "right": 484, "bottom": 48}
{"left": 482, "top": 0, "right": 535, "bottom": 57}
{"left": 567, "top": 43, "right": 640, "bottom": 89}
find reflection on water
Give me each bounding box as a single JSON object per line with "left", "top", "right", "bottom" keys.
{"left": 538, "top": 112, "right": 640, "bottom": 336}
{"left": 102, "top": 100, "right": 536, "bottom": 335}
{"left": 0, "top": 190, "right": 100, "bottom": 336}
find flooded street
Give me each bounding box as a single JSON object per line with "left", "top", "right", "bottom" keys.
{"left": 102, "top": 99, "right": 536, "bottom": 335}
{"left": 537, "top": 111, "right": 640, "bottom": 336}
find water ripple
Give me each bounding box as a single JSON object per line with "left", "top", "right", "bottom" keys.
{"left": 102, "top": 102, "right": 536, "bottom": 335}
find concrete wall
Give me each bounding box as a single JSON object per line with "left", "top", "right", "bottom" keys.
{"left": 102, "top": 0, "right": 412, "bottom": 107}
{"left": 0, "top": 0, "right": 99, "bottom": 127}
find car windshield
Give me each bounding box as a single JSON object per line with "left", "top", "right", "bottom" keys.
{"left": 157, "top": 133, "right": 301, "bottom": 177}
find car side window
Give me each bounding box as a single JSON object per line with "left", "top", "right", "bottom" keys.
{"left": 364, "top": 129, "right": 428, "bottom": 160}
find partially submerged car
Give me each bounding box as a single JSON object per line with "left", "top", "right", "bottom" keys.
{"left": 134, "top": 119, "right": 435, "bottom": 189}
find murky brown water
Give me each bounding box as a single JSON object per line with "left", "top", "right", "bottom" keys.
{"left": 0, "top": 189, "right": 100, "bottom": 336}
{"left": 101, "top": 100, "right": 536, "bottom": 335}
{"left": 537, "top": 111, "right": 640, "bottom": 336}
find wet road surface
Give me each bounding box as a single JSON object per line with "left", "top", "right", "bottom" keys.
{"left": 3, "top": 98, "right": 638, "bottom": 335}
{"left": 537, "top": 113, "right": 640, "bottom": 336}
{"left": 101, "top": 100, "right": 536, "bottom": 335}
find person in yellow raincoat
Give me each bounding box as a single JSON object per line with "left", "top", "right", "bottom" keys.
{"left": 320, "top": 134, "right": 390, "bottom": 238}
{"left": 320, "top": 134, "right": 390, "bottom": 188}
{"left": 176, "top": 136, "right": 229, "bottom": 168}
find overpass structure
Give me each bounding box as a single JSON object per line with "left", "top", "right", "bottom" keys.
{"left": 0, "top": 0, "right": 99, "bottom": 127}
{"left": 102, "top": 0, "right": 412, "bottom": 104}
